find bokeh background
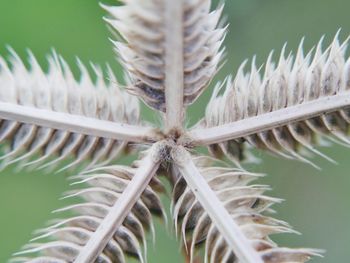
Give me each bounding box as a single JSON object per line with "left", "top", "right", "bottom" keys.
{"left": 0, "top": 0, "right": 349, "bottom": 262}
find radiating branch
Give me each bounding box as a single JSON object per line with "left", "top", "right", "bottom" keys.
{"left": 164, "top": 0, "right": 184, "bottom": 131}
{"left": 74, "top": 142, "right": 163, "bottom": 263}
{"left": 187, "top": 92, "right": 350, "bottom": 146}
{"left": 172, "top": 146, "right": 263, "bottom": 263}
{"left": 0, "top": 102, "right": 162, "bottom": 143}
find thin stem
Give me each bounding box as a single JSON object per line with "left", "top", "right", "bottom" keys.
{"left": 188, "top": 92, "right": 350, "bottom": 146}
{"left": 172, "top": 146, "right": 263, "bottom": 263}
{"left": 164, "top": 0, "right": 184, "bottom": 131}
{"left": 75, "top": 142, "right": 162, "bottom": 263}
{"left": 0, "top": 102, "right": 162, "bottom": 143}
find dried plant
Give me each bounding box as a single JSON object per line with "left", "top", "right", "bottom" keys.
{"left": 1, "top": 0, "right": 349, "bottom": 262}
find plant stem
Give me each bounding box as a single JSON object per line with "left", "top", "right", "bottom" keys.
{"left": 172, "top": 146, "right": 263, "bottom": 263}
{"left": 0, "top": 102, "right": 162, "bottom": 143}
{"left": 74, "top": 142, "right": 162, "bottom": 263}
{"left": 164, "top": 0, "right": 184, "bottom": 131}
{"left": 188, "top": 92, "right": 350, "bottom": 146}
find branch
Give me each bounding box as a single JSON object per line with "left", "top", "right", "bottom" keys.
{"left": 187, "top": 92, "right": 350, "bottom": 146}
{"left": 74, "top": 142, "right": 163, "bottom": 263}
{"left": 172, "top": 146, "right": 263, "bottom": 263}
{"left": 164, "top": 0, "right": 184, "bottom": 131}
{"left": 0, "top": 102, "right": 162, "bottom": 143}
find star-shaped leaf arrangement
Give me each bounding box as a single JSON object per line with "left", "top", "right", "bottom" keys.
{"left": 1, "top": 0, "right": 349, "bottom": 262}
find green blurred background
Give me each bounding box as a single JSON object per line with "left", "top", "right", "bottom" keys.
{"left": 0, "top": 0, "right": 349, "bottom": 262}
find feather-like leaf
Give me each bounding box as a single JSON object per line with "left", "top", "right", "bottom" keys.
{"left": 11, "top": 150, "right": 165, "bottom": 262}
{"left": 0, "top": 50, "right": 140, "bottom": 171}
{"left": 203, "top": 34, "right": 350, "bottom": 166}
{"left": 103, "top": 0, "right": 225, "bottom": 113}
{"left": 172, "top": 155, "right": 321, "bottom": 263}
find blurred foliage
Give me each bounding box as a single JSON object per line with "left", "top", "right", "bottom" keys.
{"left": 0, "top": 0, "right": 349, "bottom": 262}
